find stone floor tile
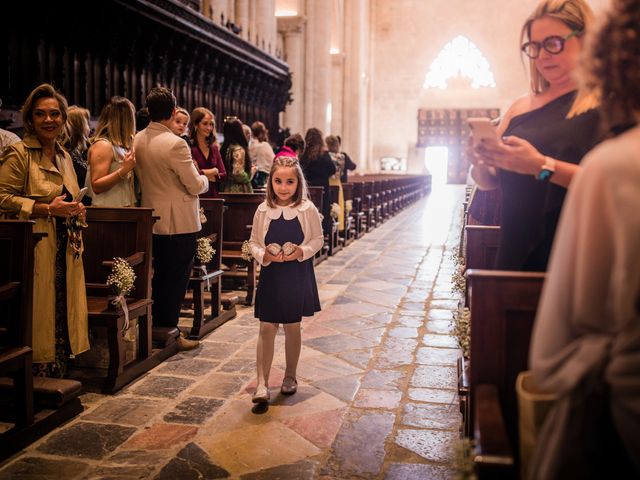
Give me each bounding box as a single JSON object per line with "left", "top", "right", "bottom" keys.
{"left": 396, "top": 315, "right": 425, "bottom": 328}
{"left": 300, "top": 324, "right": 340, "bottom": 340}
{"left": 296, "top": 352, "right": 362, "bottom": 381}
{"left": 130, "top": 375, "right": 195, "bottom": 399}
{"left": 82, "top": 397, "right": 165, "bottom": 426}
{"left": 422, "top": 333, "right": 460, "bottom": 349}
{"left": 37, "top": 422, "right": 137, "bottom": 459}
{"left": 281, "top": 407, "right": 347, "bottom": 448}
{"left": 361, "top": 369, "right": 406, "bottom": 390}
{"left": 402, "top": 403, "right": 462, "bottom": 430}
{"left": 354, "top": 389, "right": 403, "bottom": 409}
{"left": 425, "top": 319, "right": 454, "bottom": 335}
{"left": 408, "top": 388, "right": 459, "bottom": 405}
{"left": 384, "top": 462, "right": 455, "bottom": 480}
{"left": 411, "top": 366, "right": 458, "bottom": 390}
{"left": 163, "top": 397, "right": 225, "bottom": 424}
{"left": 155, "top": 442, "right": 230, "bottom": 479}
{"left": 389, "top": 326, "right": 419, "bottom": 338}
{"left": 199, "top": 422, "right": 321, "bottom": 476}
{"left": 303, "top": 333, "right": 375, "bottom": 355}
{"left": 190, "top": 373, "right": 248, "bottom": 398}
{"left": 108, "top": 450, "right": 168, "bottom": 465}
{"left": 322, "top": 315, "right": 381, "bottom": 333}
{"left": 0, "top": 457, "right": 90, "bottom": 480}
{"left": 121, "top": 423, "right": 198, "bottom": 450}
{"left": 198, "top": 399, "right": 274, "bottom": 435}
{"left": 218, "top": 357, "right": 256, "bottom": 374}
{"left": 80, "top": 465, "right": 154, "bottom": 479}
{"left": 311, "top": 374, "right": 362, "bottom": 402}
{"left": 324, "top": 411, "right": 395, "bottom": 477}
{"left": 395, "top": 428, "right": 459, "bottom": 463}
{"left": 336, "top": 349, "right": 375, "bottom": 369}
{"left": 428, "top": 299, "right": 460, "bottom": 310}
{"left": 240, "top": 460, "right": 317, "bottom": 480}
{"left": 184, "top": 341, "right": 242, "bottom": 360}
{"left": 415, "top": 346, "right": 461, "bottom": 366}
{"left": 156, "top": 357, "right": 219, "bottom": 377}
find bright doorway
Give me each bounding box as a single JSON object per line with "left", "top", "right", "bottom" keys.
{"left": 425, "top": 146, "right": 448, "bottom": 186}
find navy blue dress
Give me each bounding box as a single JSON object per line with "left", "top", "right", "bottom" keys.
{"left": 254, "top": 213, "right": 321, "bottom": 323}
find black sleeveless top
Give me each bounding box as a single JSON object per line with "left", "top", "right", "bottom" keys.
{"left": 496, "top": 91, "right": 601, "bottom": 271}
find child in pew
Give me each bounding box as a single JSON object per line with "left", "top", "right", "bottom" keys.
{"left": 529, "top": 1, "right": 640, "bottom": 477}
{"left": 248, "top": 156, "right": 323, "bottom": 405}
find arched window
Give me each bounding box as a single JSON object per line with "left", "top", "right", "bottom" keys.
{"left": 423, "top": 35, "right": 496, "bottom": 89}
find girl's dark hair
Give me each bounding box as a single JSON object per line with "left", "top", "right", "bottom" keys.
{"left": 300, "top": 128, "right": 324, "bottom": 167}
{"left": 220, "top": 118, "right": 251, "bottom": 174}
{"left": 284, "top": 133, "right": 305, "bottom": 153}
{"left": 582, "top": 0, "right": 640, "bottom": 130}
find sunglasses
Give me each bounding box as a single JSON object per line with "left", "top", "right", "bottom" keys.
{"left": 521, "top": 30, "right": 581, "bottom": 59}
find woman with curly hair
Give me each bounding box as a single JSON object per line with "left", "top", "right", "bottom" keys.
{"left": 529, "top": 1, "right": 640, "bottom": 477}
{"left": 300, "top": 128, "right": 335, "bottom": 236}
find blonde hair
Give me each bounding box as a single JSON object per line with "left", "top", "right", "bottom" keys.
{"left": 265, "top": 156, "right": 308, "bottom": 208}
{"left": 62, "top": 106, "right": 90, "bottom": 153}
{"left": 92, "top": 96, "right": 135, "bottom": 148}
{"left": 325, "top": 135, "right": 340, "bottom": 153}
{"left": 521, "top": 0, "right": 598, "bottom": 116}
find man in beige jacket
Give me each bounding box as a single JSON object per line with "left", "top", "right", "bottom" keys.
{"left": 134, "top": 87, "right": 208, "bottom": 350}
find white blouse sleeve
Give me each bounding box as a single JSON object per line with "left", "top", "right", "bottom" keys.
{"left": 248, "top": 207, "right": 270, "bottom": 266}
{"left": 299, "top": 202, "right": 324, "bottom": 261}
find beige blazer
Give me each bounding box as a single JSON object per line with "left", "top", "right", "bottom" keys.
{"left": 134, "top": 122, "right": 208, "bottom": 235}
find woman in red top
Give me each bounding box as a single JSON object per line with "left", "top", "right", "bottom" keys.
{"left": 189, "top": 107, "right": 226, "bottom": 198}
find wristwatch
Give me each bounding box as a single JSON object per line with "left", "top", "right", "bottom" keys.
{"left": 536, "top": 156, "right": 556, "bottom": 181}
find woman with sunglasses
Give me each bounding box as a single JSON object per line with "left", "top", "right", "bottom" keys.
{"left": 471, "top": 0, "right": 602, "bottom": 272}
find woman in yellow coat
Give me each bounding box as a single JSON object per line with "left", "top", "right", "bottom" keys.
{"left": 0, "top": 84, "right": 89, "bottom": 377}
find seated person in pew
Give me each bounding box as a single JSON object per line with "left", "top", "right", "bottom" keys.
{"left": 325, "top": 135, "right": 345, "bottom": 232}
{"left": 275, "top": 133, "right": 304, "bottom": 160}
{"left": 134, "top": 86, "right": 209, "bottom": 351}
{"left": 86, "top": 96, "right": 137, "bottom": 207}
{"left": 248, "top": 156, "right": 323, "bottom": 405}
{"left": 529, "top": 2, "right": 640, "bottom": 476}
{"left": 300, "top": 128, "right": 336, "bottom": 237}
{"left": 0, "top": 83, "right": 89, "bottom": 377}
{"left": 336, "top": 135, "right": 356, "bottom": 183}
{"left": 220, "top": 117, "right": 254, "bottom": 193}
{"left": 470, "top": 0, "right": 603, "bottom": 272}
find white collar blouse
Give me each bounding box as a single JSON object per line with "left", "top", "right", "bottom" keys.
{"left": 249, "top": 199, "right": 323, "bottom": 266}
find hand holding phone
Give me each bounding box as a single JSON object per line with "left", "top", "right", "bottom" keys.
{"left": 468, "top": 117, "right": 500, "bottom": 145}
{"left": 73, "top": 187, "right": 89, "bottom": 203}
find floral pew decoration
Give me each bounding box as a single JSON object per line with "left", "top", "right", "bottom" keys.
{"left": 106, "top": 257, "right": 136, "bottom": 335}
{"left": 195, "top": 237, "right": 216, "bottom": 290}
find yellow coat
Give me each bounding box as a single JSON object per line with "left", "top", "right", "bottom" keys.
{"left": 0, "top": 135, "right": 89, "bottom": 363}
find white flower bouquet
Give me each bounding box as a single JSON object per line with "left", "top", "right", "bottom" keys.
{"left": 106, "top": 257, "right": 136, "bottom": 333}
{"left": 196, "top": 237, "right": 215, "bottom": 264}
{"left": 241, "top": 240, "right": 253, "bottom": 261}
{"left": 330, "top": 202, "right": 341, "bottom": 220}
{"left": 452, "top": 306, "right": 471, "bottom": 358}
{"left": 345, "top": 200, "right": 353, "bottom": 215}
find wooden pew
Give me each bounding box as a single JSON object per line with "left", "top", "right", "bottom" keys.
{"left": 183, "top": 199, "right": 236, "bottom": 339}
{"left": 219, "top": 193, "right": 264, "bottom": 305}
{"left": 351, "top": 182, "right": 374, "bottom": 233}
{"left": 342, "top": 182, "right": 364, "bottom": 240}
{"left": 307, "top": 186, "right": 330, "bottom": 262}
{"left": 79, "top": 206, "right": 177, "bottom": 393}
{"left": 465, "top": 225, "right": 500, "bottom": 270}
{"left": 466, "top": 269, "right": 545, "bottom": 479}
{"left": 0, "top": 220, "right": 83, "bottom": 459}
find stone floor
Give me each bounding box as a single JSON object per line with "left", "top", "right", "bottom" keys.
{"left": 0, "top": 185, "right": 465, "bottom": 480}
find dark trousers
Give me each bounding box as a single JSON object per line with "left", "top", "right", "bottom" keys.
{"left": 152, "top": 233, "right": 196, "bottom": 329}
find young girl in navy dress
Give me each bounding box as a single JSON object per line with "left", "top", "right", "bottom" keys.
{"left": 248, "top": 156, "right": 323, "bottom": 403}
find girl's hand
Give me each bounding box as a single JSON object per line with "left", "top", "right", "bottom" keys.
{"left": 49, "top": 195, "right": 82, "bottom": 218}
{"left": 475, "top": 136, "right": 544, "bottom": 176}
{"left": 283, "top": 246, "right": 303, "bottom": 262}
{"left": 263, "top": 250, "right": 284, "bottom": 263}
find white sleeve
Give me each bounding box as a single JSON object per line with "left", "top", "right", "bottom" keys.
{"left": 248, "top": 207, "right": 270, "bottom": 266}
{"left": 299, "top": 203, "right": 324, "bottom": 261}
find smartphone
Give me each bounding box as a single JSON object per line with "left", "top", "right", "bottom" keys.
{"left": 73, "top": 187, "right": 89, "bottom": 203}
{"left": 467, "top": 117, "right": 500, "bottom": 144}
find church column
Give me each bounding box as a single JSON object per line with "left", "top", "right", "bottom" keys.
{"left": 304, "top": 0, "right": 331, "bottom": 134}
{"left": 236, "top": 0, "right": 249, "bottom": 41}
{"left": 278, "top": 15, "right": 306, "bottom": 133}
{"left": 255, "top": 0, "right": 276, "bottom": 53}
{"left": 343, "top": 0, "right": 371, "bottom": 171}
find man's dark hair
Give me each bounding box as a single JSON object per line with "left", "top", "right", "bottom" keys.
{"left": 145, "top": 87, "right": 176, "bottom": 122}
